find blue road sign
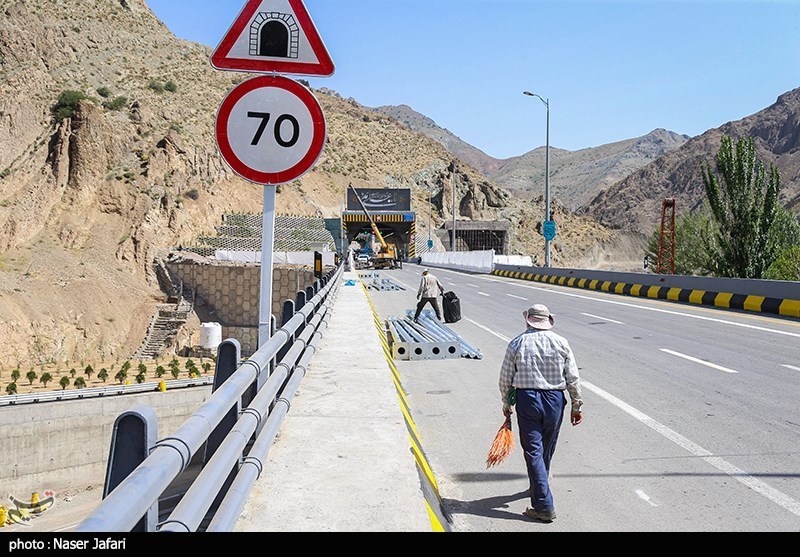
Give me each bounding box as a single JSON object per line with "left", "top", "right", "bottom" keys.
{"left": 543, "top": 220, "right": 557, "bottom": 241}
{"left": 428, "top": 239, "right": 434, "bottom": 249}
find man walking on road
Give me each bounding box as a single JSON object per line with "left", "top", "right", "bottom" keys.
{"left": 498, "top": 304, "right": 583, "bottom": 523}
{"left": 414, "top": 269, "right": 444, "bottom": 321}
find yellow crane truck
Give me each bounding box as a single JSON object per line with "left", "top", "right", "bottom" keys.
{"left": 348, "top": 185, "right": 400, "bottom": 270}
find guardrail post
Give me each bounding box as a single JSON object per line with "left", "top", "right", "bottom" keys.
{"left": 281, "top": 300, "right": 295, "bottom": 328}
{"left": 103, "top": 405, "right": 158, "bottom": 532}
{"left": 305, "top": 286, "right": 315, "bottom": 309}
{"left": 204, "top": 339, "right": 242, "bottom": 464}
{"left": 295, "top": 290, "right": 306, "bottom": 314}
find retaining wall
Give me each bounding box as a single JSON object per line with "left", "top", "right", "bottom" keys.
{"left": 0, "top": 387, "right": 213, "bottom": 496}
{"left": 168, "top": 261, "right": 323, "bottom": 354}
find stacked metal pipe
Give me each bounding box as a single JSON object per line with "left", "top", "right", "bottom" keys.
{"left": 361, "top": 272, "right": 406, "bottom": 291}
{"left": 410, "top": 309, "right": 483, "bottom": 359}
{"left": 386, "top": 310, "right": 483, "bottom": 361}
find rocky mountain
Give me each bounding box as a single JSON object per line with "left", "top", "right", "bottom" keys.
{"left": 585, "top": 88, "right": 800, "bottom": 235}
{"left": 371, "top": 104, "right": 688, "bottom": 210}
{"left": 0, "top": 0, "right": 625, "bottom": 365}
{"left": 491, "top": 129, "right": 690, "bottom": 210}
{"left": 372, "top": 104, "right": 504, "bottom": 176}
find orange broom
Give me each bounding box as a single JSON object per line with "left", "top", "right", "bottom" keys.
{"left": 486, "top": 390, "right": 516, "bottom": 468}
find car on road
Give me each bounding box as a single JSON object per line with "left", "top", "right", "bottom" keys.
{"left": 355, "top": 253, "right": 371, "bottom": 269}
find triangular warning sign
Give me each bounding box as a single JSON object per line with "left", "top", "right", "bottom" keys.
{"left": 211, "top": 0, "right": 334, "bottom": 77}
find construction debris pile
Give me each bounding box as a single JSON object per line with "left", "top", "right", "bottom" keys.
{"left": 361, "top": 272, "right": 406, "bottom": 291}
{"left": 386, "top": 309, "right": 483, "bottom": 361}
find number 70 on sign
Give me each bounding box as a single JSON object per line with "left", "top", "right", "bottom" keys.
{"left": 215, "top": 75, "right": 327, "bottom": 186}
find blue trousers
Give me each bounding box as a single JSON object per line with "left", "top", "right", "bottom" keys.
{"left": 515, "top": 389, "right": 566, "bottom": 512}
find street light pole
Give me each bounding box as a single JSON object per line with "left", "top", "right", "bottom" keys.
{"left": 523, "top": 91, "right": 551, "bottom": 267}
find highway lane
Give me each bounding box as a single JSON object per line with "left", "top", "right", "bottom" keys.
{"left": 367, "top": 263, "right": 800, "bottom": 531}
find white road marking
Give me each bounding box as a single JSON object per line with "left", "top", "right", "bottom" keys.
{"left": 53, "top": 523, "right": 80, "bottom": 532}
{"left": 660, "top": 348, "right": 739, "bottom": 374}
{"left": 476, "top": 274, "right": 800, "bottom": 339}
{"left": 507, "top": 294, "right": 529, "bottom": 301}
{"left": 581, "top": 312, "right": 625, "bottom": 325}
{"left": 467, "top": 283, "right": 479, "bottom": 288}
{"left": 583, "top": 381, "right": 800, "bottom": 518}
{"left": 635, "top": 489, "right": 658, "bottom": 507}
{"left": 463, "top": 317, "right": 510, "bottom": 342}
{"left": 447, "top": 282, "right": 456, "bottom": 286}
{"left": 782, "top": 364, "right": 800, "bottom": 372}
{"left": 478, "top": 292, "right": 490, "bottom": 297}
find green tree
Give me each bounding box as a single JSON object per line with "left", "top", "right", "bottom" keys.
{"left": 98, "top": 368, "right": 109, "bottom": 382}
{"left": 26, "top": 370, "right": 37, "bottom": 385}
{"left": 121, "top": 360, "right": 132, "bottom": 374}
{"left": 154, "top": 366, "right": 166, "bottom": 378}
{"left": 40, "top": 372, "right": 53, "bottom": 388}
{"left": 135, "top": 372, "right": 146, "bottom": 384}
{"left": 202, "top": 362, "right": 212, "bottom": 374}
{"left": 74, "top": 376, "right": 86, "bottom": 389}
{"left": 114, "top": 370, "right": 127, "bottom": 385}
{"left": 701, "top": 135, "right": 782, "bottom": 278}
{"left": 11, "top": 368, "right": 20, "bottom": 383}
{"left": 69, "top": 368, "right": 77, "bottom": 378}
{"left": 171, "top": 367, "right": 180, "bottom": 380}
{"left": 137, "top": 362, "right": 147, "bottom": 375}
{"left": 84, "top": 365, "right": 94, "bottom": 381}
{"left": 765, "top": 245, "right": 800, "bottom": 281}
{"left": 185, "top": 358, "right": 195, "bottom": 371}
{"left": 59, "top": 376, "right": 70, "bottom": 390}
{"left": 5, "top": 382, "right": 17, "bottom": 395}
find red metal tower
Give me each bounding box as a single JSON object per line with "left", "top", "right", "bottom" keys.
{"left": 657, "top": 198, "right": 676, "bottom": 275}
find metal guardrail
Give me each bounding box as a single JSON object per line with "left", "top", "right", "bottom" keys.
{"left": 76, "top": 263, "right": 343, "bottom": 532}
{"left": 0, "top": 377, "right": 214, "bottom": 407}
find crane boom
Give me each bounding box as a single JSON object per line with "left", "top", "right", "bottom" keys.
{"left": 348, "top": 185, "right": 389, "bottom": 249}
{"left": 348, "top": 185, "right": 399, "bottom": 269}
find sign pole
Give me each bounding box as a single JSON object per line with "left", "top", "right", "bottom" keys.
{"left": 258, "top": 186, "right": 277, "bottom": 348}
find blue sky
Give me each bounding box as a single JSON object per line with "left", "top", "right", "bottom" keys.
{"left": 148, "top": 0, "right": 800, "bottom": 160}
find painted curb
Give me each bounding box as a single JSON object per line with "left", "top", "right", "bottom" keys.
{"left": 490, "top": 270, "right": 800, "bottom": 318}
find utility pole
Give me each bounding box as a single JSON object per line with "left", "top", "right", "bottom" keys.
{"left": 450, "top": 161, "right": 457, "bottom": 251}
{"left": 428, "top": 189, "right": 431, "bottom": 250}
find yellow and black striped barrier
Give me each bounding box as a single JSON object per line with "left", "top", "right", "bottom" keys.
{"left": 491, "top": 270, "right": 800, "bottom": 318}
{"left": 361, "top": 281, "right": 451, "bottom": 532}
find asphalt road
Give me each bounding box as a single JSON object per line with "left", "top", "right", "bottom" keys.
{"left": 366, "top": 263, "right": 800, "bottom": 532}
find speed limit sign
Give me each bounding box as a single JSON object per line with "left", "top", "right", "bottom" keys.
{"left": 215, "top": 75, "right": 326, "bottom": 185}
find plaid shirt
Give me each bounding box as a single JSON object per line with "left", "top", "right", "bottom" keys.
{"left": 499, "top": 329, "right": 583, "bottom": 411}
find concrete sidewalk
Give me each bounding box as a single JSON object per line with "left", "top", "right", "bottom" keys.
{"left": 235, "top": 271, "right": 433, "bottom": 532}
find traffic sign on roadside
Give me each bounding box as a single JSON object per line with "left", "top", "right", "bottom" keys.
{"left": 211, "top": 0, "right": 335, "bottom": 76}
{"left": 543, "top": 220, "right": 557, "bottom": 241}
{"left": 215, "top": 75, "right": 326, "bottom": 185}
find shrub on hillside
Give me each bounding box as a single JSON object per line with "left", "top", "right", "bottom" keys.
{"left": 164, "top": 80, "right": 178, "bottom": 93}
{"left": 103, "top": 96, "right": 128, "bottom": 111}
{"left": 53, "top": 90, "right": 92, "bottom": 120}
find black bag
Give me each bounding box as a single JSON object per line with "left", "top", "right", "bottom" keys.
{"left": 442, "top": 291, "right": 461, "bottom": 323}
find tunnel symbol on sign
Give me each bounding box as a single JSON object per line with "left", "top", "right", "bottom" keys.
{"left": 249, "top": 12, "right": 300, "bottom": 58}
